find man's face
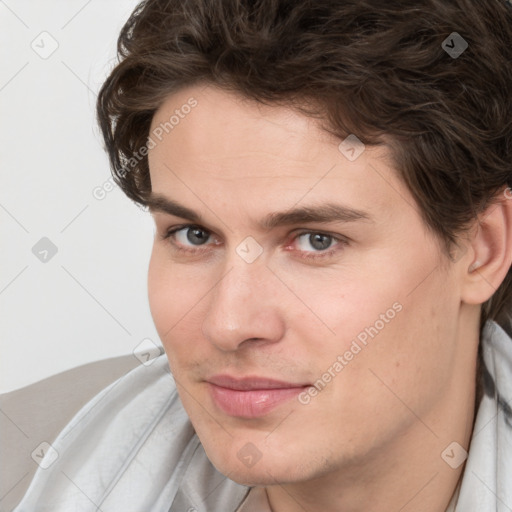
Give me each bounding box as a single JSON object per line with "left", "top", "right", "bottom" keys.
{"left": 147, "top": 84, "right": 465, "bottom": 485}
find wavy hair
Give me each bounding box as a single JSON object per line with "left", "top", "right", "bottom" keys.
{"left": 97, "top": 0, "right": 512, "bottom": 332}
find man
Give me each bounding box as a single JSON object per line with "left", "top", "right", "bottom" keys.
{"left": 15, "top": 0, "right": 512, "bottom": 510}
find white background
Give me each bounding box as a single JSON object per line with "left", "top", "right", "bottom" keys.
{"left": 0, "top": 0, "right": 163, "bottom": 393}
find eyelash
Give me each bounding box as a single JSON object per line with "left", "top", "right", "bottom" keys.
{"left": 289, "top": 236, "right": 344, "bottom": 261}
{"left": 159, "top": 224, "right": 349, "bottom": 260}
{"left": 160, "top": 225, "right": 218, "bottom": 255}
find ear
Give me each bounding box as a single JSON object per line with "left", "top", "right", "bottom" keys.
{"left": 460, "top": 187, "right": 512, "bottom": 305}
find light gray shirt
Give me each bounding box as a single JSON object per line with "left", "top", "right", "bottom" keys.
{"left": 14, "top": 321, "right": 512, "bottom": 511}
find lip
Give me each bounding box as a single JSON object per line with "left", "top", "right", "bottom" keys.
{"left": 207, "top": 375, "right": 310, "bottom": 418}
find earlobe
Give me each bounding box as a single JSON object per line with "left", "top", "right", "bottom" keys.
{"left": 461, "top": 187, "right": 512, "bottom": 305}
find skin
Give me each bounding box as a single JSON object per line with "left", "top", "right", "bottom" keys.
{"left": 146, "top": 83, "right": 512, "bottom": 512}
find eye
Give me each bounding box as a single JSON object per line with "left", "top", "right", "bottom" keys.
{"left": 286, "top": 230, "right": 349, "bottom": 261}
{"left": 165, "top": 225, "right": 214, "bottom": 247}
{"left": 295, "top": 232, "right": 336, "bottom": 252}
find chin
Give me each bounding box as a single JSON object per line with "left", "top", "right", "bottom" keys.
{"left": 204, "top": 446, "right": 313, "bottom": 487}
{"left": 221, "top": 464, "right": 300, "bottom": 487}
{"left": 226, "top": 470, "right": 279, "bottom": 487}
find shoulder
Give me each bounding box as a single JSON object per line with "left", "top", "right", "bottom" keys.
{"left": 13, "top": 355, "right": 249, "bottom": 512}
{"left": 454, "top": 320, "right": 512, "bottom": 510}
{"left": 481, "top": 319, "right": 512, "bottom": 425}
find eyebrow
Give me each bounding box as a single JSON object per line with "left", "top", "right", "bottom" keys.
{"left": 262, "top": 203, "right": 371, "bottom": 229}
{"left": 146, "top": 194, "right": 202, "bottom": 222}
{"left": 146, "top": 193, "right": 372, "bottom": 228}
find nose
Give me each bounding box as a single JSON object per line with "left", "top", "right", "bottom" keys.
{"left": 201, "top": 258, "right": 286, "bottom": 352}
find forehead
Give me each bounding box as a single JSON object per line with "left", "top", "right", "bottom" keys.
{"left": 149, "top": 84, "right": 338, "bottom": 169}
{"left": 147, "top": 84, "right": 415, "bottom": 227}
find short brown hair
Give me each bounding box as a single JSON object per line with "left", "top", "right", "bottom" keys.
{"left": 97, "top": 0, "right": 512, "bottom": 331}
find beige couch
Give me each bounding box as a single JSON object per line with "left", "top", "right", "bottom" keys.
{"left": 0, "top": 355, "right": 140, "bottom": 511}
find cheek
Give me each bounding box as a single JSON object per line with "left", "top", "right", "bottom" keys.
{"left": 147, "top": 244, "right": 222, "bottom": 372}
{"left": 147, "top": 246, "right": 201, "bottom": 344}
{"left": 321, "top": 271, "right": 459, "bottom": 420}
{"left": 287, "top": 250, "right": 459, "bottom": 392}
{"left": 299, "top": 248, "right": 448, "bottom": 354}
{"left": 276, "top": 264, "right": 399, "bottom": 351}
{"left": 147, "top": 247, "right": 173, "bottom": 332}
